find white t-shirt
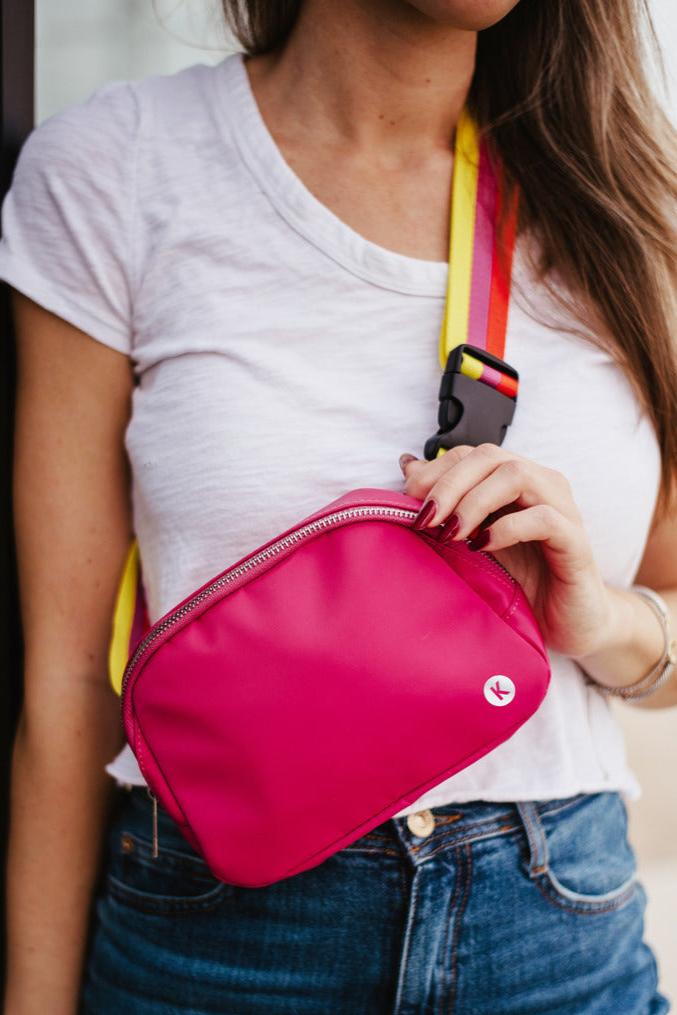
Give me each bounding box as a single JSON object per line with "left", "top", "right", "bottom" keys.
{"left": 0, "top": 51, "right": 661, "bottom": 813}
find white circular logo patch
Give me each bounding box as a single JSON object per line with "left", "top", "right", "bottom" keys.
{"left": 483, "top": 675, "right": 516, "bottom": 707}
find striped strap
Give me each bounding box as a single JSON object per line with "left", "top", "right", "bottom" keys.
{"left": 107, "top": 109, "right": 519, "bottom": 694}
{"left": 438, "top": 109, "right": 518, "bottom": 422}
{"left": 108, "top": 538, "right": 148, "bottom": 695}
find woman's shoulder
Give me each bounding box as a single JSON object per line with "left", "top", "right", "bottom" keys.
{"left": 0, "top": 55, "right": 240, "bottom": 358}
{"left": 22, "top": 56, "right": 231, "bottom": 168}
{"left": 13, "top": 82, "right": 136, "bottom": 200}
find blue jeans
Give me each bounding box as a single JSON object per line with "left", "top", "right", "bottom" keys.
{"left": 80, "top": 785, "right": 669, "bottom": 1014}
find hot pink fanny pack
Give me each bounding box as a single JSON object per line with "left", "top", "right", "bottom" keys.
{"left": 121, "top": 487, "right": 551, "bottom": 888}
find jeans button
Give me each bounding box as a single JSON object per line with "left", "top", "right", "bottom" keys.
{"left": 120, "top": 833, "right": 135, "bottom": 853}
{"left": 406, "top": 809, "right": 435, "bottom": 837}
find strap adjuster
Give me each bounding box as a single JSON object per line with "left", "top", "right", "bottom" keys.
{"left": 424, "top": 344, "right": 519, "bottom": 460}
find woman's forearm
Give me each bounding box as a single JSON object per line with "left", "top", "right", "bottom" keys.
{"left": 573, "top": 586, "right": 677, "bottom": 710}
{"left": 4, "top": 675, "right": 124, "bottom": 1015}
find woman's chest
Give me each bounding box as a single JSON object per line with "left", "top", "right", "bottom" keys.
{"left": 125, "top": 272, "right": 661, "bottom": 594}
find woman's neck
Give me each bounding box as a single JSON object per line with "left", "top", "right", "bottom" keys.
{"left": 246, "top": 0, "right": 477, "bottom": 164}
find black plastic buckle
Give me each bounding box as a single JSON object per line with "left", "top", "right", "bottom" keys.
{"left": 424, "top": 343, "right": 518, "bottom": 460}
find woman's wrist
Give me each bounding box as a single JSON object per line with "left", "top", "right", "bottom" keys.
{"left": 573, "top": 584, "right": 673, "bottom": 695}
{"left": 572, "top": 580, "right": 677, "bottom": 706}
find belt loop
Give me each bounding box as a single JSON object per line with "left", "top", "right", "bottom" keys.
{"left": 515, "top": 802, "right": 548, "bottom": 877}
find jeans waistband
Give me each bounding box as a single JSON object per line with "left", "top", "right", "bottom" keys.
{"left": 349, "top": 794, "right": 590, "bottom": 864}
{"left": 125, "top": 784, "right": 592, "bottom": 867}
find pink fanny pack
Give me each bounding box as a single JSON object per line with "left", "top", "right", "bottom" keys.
{"left": 115, "top": 113, "right": 550, "bottom": 887}
{"left": 121, "top": 487, "right": 550, "bottom": 887}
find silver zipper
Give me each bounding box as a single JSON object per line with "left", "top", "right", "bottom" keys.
{"left": 479, "top": 549, "right": 516, "bottom": 583}
{"left": 120, "top": 504, "right": 516, "bottom": 708}
{"left": 120, "top": 505, "right": 417, "bottom": 703}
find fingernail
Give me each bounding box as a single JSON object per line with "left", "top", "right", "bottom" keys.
{"left": 468, "top": 528, "right": 491, "bottom": 551}
{"left": 439, "top": 513, "right": 461, "bottom": 542}
{"left": 399, "top": 453, "right": 417, "bottom": 475}
{"left": 412, "top": 498, "right": 438, "bottom": 530}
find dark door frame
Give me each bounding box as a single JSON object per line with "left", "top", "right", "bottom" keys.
{"left": 1, "top": 0, "right": 34, "bottom": 983}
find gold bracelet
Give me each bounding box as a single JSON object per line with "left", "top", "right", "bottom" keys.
{"left": 592, "top": 585, "right": 677, "bottom": 702}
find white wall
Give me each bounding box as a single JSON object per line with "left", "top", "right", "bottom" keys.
{"left": 648, "top": 0, "right": 677, "bottom": 114}
{"left": 36, "top": 0, "right": 233, "bottom": 123}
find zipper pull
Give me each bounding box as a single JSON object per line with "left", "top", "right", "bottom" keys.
{"left": 146, "top": 787, "right": 159, "bottom": 857}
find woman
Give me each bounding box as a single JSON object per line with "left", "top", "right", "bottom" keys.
{"left": 2, "top": 0, "right": 676, "bottom": 1011}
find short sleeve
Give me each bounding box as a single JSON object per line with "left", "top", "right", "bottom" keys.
{"left": 0, "top": 79, "right": 140, "bottom": 355}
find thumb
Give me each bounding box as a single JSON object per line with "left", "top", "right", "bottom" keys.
{"left": 398, "top": 452, "right": 418, "bottom": 477}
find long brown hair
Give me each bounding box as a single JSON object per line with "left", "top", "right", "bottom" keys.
{"left": 222, "top": 0, "right": 677, "bottom": 518}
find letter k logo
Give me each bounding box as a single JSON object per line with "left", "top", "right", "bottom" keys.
{"left": 483, "top": 675, "right": 516, "bottom": 707}
{"left": 490, "top": 681, "right": 510, "bottom": 701}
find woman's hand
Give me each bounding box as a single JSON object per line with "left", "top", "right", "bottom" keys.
{"left": 399, "top": 443, "right": 615, "bottom": 660}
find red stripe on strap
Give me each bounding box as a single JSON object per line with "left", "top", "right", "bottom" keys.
{"left": 486, "top": 168, "right": 518, "bottom": 360}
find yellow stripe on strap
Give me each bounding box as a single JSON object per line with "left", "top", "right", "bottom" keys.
{"left": 108, "top": 538, "right": 140, "bottom": 695}
{"left": 438, "top": 109, "right": 481, "bottom": 369}
{"left": 459, "top": 350, "right": 484, "bottom": 381}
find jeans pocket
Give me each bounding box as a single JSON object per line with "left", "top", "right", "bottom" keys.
{"left": 104, "top": 792, "right": 230, "bottom": 915}
{"left": 519, "top": 792, "right": 639, "bottom": 916}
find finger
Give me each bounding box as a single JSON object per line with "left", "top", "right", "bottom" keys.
{"left": 414, "top": 442, "right": 510, "bottom": 527}
{"left": 441, "top": 458, "right": 579, "bottom": 542}
{"left": 398, "top": 453, "right": 418, "bottom": 476}
{"left": 401, "top": 444, "right": 476, "bottom": 498}
{"left": 475, "top": 504, "right": 593, "bottom": 574}
{"left": 402, "top": 441, "right": 538, "bottom": 498}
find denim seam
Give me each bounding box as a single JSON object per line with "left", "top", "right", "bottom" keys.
{"left": 517, "top": 798, "right": 640, "bottom": 916}
{"left": 118, "top": 856, "right": 222, "bottom": 885}
{"left": 547, "top": 866, "right": 638, "bottom": 905}
{"left": 446, "top": 843, "right": 473, "bottom": 1015}
{"left": 516, "top": 802, "right": 548, "bottom": 874}
{"left": 532, "top": 873, "right": 639, "bottom": 916}
{"left": 439, "top": 845, "right": 464, "bottom": 1015}
{"left": 106, "top": 873, "right": 228, "bottom": 915}
{"left": 361, "top": 801, "right": 580, "bottom": 857}
{"left": 420, "top": 822, "right": 522, "bottom": 862}
{"left": 391, "top": 867, "right": 421, "bottom": 1015}
{"left": 537, "top": 794, "right": 587, "bottom": 818}
{"left": 346, "top": 832, "right": 395, "bottom": 847}
{"left": 340, "top": 846, "right": 401, "bottom": 857}
{"left": 345, "top": 821, "right": 519, "bottom": 861}
{"left": 411, "top": 813, "right": 514, "bottom": 847}
{"left": 115, "top": 829, "right": 216, "bottom": 879}
{"left": 397, "top": 857, "right": 411, "bottom": 917}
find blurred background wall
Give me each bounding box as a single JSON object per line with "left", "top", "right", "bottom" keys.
{"left": 36, "top": 0, "right": 677, "bottom": 124}
{"left": 36, "top": 0, "right": 228, "bottom": 122}
{"left": 33, "top": 0, "right": 677, "bottom": 1001}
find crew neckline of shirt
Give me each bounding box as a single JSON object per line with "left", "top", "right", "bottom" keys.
{"left": 214, "top": 51, "right": 450, "bottom": 297}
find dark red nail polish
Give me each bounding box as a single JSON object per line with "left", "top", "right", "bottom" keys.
{"left": 440, "top": 513, "right": 461, "bottom": 542}
{"left": 412, "top": 498, "right": 437, "bottom": 530}
{"left": 468, "top": 528, "right": 491, "bottom": 551}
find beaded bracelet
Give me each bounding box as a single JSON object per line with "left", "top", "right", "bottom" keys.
{"left": 592, "top": 585, "right": 677, "bottom": 702}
